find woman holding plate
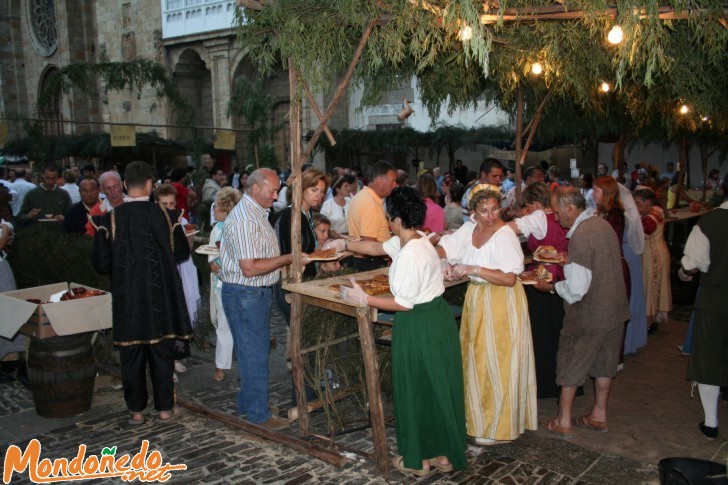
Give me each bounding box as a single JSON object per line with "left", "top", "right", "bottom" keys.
{"left": 328, "top": 186, "right": 466, "bottom": 476}
{"left": 437, "top": 184, "right": 537, "bottom": 445}
{"left": 507, "top": 182, "right": 569, "bottom": 399}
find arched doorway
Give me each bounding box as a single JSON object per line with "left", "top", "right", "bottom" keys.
{"left": 171, "top": 48, "right": 212, "bottom": 142}
{"left": 230, "top": 57, "right": 290, "bottom": 170}
{"left": 37, "top": 66, "right": 62, "bottom": 136}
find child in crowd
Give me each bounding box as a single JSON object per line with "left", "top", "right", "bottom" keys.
{"left": 313, "top": 214, "right": 341, "bottom": 274}
{"left": 155, "top": 184, "right": 201, "bottom": 381}
{"left": 208, "top": 187, "right": 242, "bottom": 382}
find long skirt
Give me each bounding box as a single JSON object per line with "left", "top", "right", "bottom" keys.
{"left": 461, "top": 281, "right": 537, "bottom": 440}
{"left": 392, "top": 296, "right": 467, "bottom": 470}
{"left": 623, "top": 242, "right": 647, "bottom": 354}
{"left": 525, "top": 286, "right": 565, "bottom": 399}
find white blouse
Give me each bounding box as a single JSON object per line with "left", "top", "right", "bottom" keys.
{"left": 320, "top": 197, "right": 351, "bottom": 234}
{"left": 438, "top": 221, "right": 524, "bottom": 282}
{"left": 382, "top": 235, "right": 445, "bottom": 309}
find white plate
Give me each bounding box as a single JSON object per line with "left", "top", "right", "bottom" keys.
{"left": 518, "top": 271, "right": 553, "bottom": 285}
{"left": 38, "top": 218, "right": 58, "bottom": 222}
{"left": 195, "top": 245, "right": 220, "bottom": 256}
{"left": 185, "top": 230, "right": 200, "bottom": 237}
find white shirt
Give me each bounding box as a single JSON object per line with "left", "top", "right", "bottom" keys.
{"left": 514, "top": 209, "right": 548, "bottom": 239}
{"left": 273, "top": 186, "right": 288, "bottom": 213}
{"left": 618, "top": 183, "right": 644, "bottom": 254}
{"left": 60, "top": 183, "right": 81, "bottom": 204}
{"left": 382, "top": 235, "right": 445, "bottom": 309}
{"left": 439, "top": 222, "right": 524, "bottom": 280}
{"left": 554, "top": 210, "right": 593, "bottom": 304}
{"left": 581, "top": 187, "right": 596, "bottom": 211}
{"left": 681, "top": 200, "right": 728, "bottom": 273}
{"left": 320, "top": 197, "right": 351, "bottom": 234}
{"left": 9, "top": 179, "right": 36, "bottom": 216}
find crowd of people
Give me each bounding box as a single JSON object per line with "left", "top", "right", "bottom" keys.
{"left": 0, "top": 156, "right": 725, "bottom": 475}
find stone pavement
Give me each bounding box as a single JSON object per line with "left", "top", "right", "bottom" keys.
{"left": 1, "top": 303, "right": 725, "bottom": 484}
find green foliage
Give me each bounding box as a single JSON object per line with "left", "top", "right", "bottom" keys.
{"left": 235, "top": 0, "right": 727, "bottom": 152}
{"left": 8, "top": 225, "right": 109, "bottom": 291}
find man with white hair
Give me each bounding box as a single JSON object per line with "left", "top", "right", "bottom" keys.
{"left": 85, "top": 171, "right": 127, "bottom": 236}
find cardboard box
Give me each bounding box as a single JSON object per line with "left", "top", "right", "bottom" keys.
{"left": 0, "top": 282, "right": 112, "bottom": 339}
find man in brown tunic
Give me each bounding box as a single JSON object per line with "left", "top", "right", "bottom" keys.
{"left": 535, "top": 187, "right": 629, "bottom": 437}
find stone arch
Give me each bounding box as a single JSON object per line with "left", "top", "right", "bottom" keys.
{"left": 170, "top": 48, "right": 212, "bottom": 140}
{"left": 229, "top": 52, "right": 291, "bottom": 169}
{"left": 37, "top": 65, "right": 63, "bottom": 136}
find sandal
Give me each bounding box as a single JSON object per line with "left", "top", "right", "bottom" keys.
{"left": 575, "top": 415, "right": 608, "bottom": 433}
{"left": 392, "top": 456, "right": 430, "bottom": 477}
{"left": 540, "top": 418, "right": 572, "bottom": 439}
{"left": 428, "top": 457, "right": 453, "bottom": 472}
{"left": 213, "top": 369, "right": 225, "bottom": 382}
{"left": 128, "top": 413, "right": 145, "bottom": 426}
{"left": 158, "top": 407, "right": 187, "bottom": 422}
{"left": 174, "top": 361, "right": 187, "bottom": 373}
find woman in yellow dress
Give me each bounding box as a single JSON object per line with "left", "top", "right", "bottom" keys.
{"left": 437, "top": 184, "right": 537, "bottom": 445}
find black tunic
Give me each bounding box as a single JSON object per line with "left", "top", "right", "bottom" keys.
{"left": 91, "top": 200, "right": 193, "bottom": 346}
{"left": 275, "top": 207, "right": 317, "bottom": 279}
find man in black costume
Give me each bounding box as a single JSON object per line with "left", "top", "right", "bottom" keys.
{"left": 92, "top": 161, "right": 192, "bottom": 424}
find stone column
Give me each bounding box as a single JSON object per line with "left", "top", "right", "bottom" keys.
{"left": 204, "top": 37, "right": 232, "bottom": 130}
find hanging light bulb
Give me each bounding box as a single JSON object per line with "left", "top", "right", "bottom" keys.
{"left": 679, "top": 104, "right": 689, "bottom": 115}
{"left": 600, "top": 81, "right": 611, "bottom": 93}
{"left": 458, "top": 24, "right": 472, "bottom": 42}
{"left": 531, "top": 62, "right": 543, "bottom": 75}
{"left": 607, "top": 25, "right": 624, "bottom": 44}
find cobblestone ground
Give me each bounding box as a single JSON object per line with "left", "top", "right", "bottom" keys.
{"left": 0, "top": 299, "right": 661, "bottom": 484}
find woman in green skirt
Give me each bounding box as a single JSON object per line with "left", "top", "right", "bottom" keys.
{"left": 328, "top": 186, "right": 467, "bottom": 476}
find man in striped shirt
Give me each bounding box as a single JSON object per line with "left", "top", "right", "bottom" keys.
{"left": 219, "top": 168, "right": 293, "bottom": 431}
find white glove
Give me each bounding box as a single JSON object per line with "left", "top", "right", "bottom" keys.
{"left": 340, "top": 278, "right": 369, "bottom": 307}
{"left": 440, "top": 259, "right": 454, "bottom": 281}
{"left": 322, "top": 238, "right": 346, "bottom": 252}
{"left": 677, "top": 267, "right": 693, "bottom": 282}
{"left": 452, "top": 264, "right": 479, "bottom": 279}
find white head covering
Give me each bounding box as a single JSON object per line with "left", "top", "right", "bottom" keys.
{"left": 618, "top": 182, "right": 644, "bottom": 255}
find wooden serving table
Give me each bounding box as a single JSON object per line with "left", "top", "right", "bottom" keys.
{"left": 663, "top": 206, "right": 710, "bottom": 249}
{"left": 283, "top": 267, "right": 467, "bottom": 472}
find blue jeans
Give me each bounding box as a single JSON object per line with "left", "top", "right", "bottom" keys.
{"left": 221, "top": 282, "right": 272, "bottom": 424}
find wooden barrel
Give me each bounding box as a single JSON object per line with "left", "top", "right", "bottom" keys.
{"left": 27, "top": 333, "right": 96, "bottom": 418}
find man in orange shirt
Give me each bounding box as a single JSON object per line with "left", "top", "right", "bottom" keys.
{"left": 86, "top": 171, "right": 126, "bottom": 236}
{"left": 347, "top": 160, "right": 397, "bottom": 271}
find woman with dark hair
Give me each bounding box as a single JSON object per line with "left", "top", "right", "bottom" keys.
{"left": 415, "top": 173, "right": 444, "bottom": 233}
{"left": 507, "top": 182, "right": 569, "bottom": 398}
{"left": 320, "top": 173, "right": 355, "bottom": 235}
{"left": 633, "top": 188, "right": 672, "bottom": 332}
{"left": 438, "top": 184, "right": 537, "bottom": 446}
{"left": 329, "top": 186, "right": 466, "bottom": 476}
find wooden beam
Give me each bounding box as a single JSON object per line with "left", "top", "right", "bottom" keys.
{"left": 179, "top": 399, "right": 348, "bottom": 468}
{"left": 299, "top": 16, "right": 379, "bottom": 165}
{"left": 355, "top": 306, "right": 388, "bottom": 472}
{"left": 300, "top": 81, "right": 337, "bottom": 146}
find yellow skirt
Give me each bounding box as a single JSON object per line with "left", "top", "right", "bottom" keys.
{"left": 461, "top": 280, "right": 538, "bottom": 440}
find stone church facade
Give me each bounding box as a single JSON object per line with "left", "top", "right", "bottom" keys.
{"left": 0, "top": 0, "right": 354, "bottom": 171}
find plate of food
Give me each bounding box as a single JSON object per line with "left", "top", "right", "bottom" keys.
{"left": 308, "top": 248, "right": 344, "bottom": 261}
{"left": 518, "top": 265, "right": 553, "bottom": 285}
{"left": 532, "top": 245, "right": 564, "bottom": 264}
{"left": 195, "top": 245, "right": 220, "bottom": 256}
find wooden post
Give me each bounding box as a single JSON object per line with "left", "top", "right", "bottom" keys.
{"left": 355, "top": 306, "right": 388, "bottom": 472}
{"left": 288, "top": 59, "right": 310, "bottom": 436}
{"left": 514, "top": 86, "right": 524, "bottom": 203}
